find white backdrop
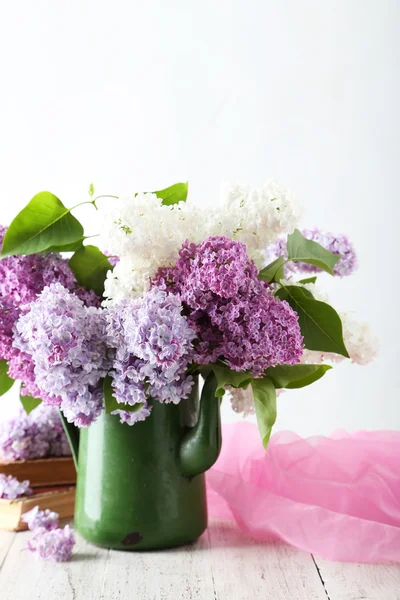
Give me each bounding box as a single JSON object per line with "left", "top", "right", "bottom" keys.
{"left": 0, "top": 0, "right": 398, "bottom": 435}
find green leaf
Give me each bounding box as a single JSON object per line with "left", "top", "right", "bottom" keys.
{"left": 277, "top": 285, "right": 349, "bottom": 357}
{"left": 264, "top": 364, "right": 332, "bottom": 389}
{"left": 298, "top": 276, "right": 317, "bottom": 285}
{"left": 211, "top": 364, "right": 253, "bottom": 398}
{"left": 154, "top": 182, "right": 188, "bottom": 206}
{"left": 59, "top": 409, "right": 79, "bottom": 471}
{"left": 0, "top": 360, "right": 14, "bottom": 396}
{"left": 48, "top": 238, "right": 85, "bottom": 252}
{"left": 251, "top": 378, "right": 277, "bottom": 448}
{"left": 287, "top": 229, "right": 340, "bottom": 275}
{"left": 1, "top": 192, "right": 84, "bottom": 257}
{"left": 103, "top": 376, "right": 144, "bottom": 415}
{"left": 276, "top": 284, "right": 314, "bottom": 300}
{"left": 258, "top": 256, "right": 285, "bottom": 283}
{"left": 69, "top": 245, "right": 112, "bottom": 296}
{"left": 20, "top": 390, "right": 42, "bottom": 414}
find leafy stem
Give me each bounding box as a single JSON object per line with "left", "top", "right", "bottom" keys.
{"left": 70, "top": 194, "right": 119, "bottom": 213}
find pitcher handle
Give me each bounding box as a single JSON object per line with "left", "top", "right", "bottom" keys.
{"left": 179, "top": 371, "right": 222, "bottom": 477}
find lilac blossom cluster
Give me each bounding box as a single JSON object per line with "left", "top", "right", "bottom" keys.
{"left": 264, "top": 228, "right": 357, "bottom": 279}
{"left": 106, "top": 287, "right": 196, "bottom": 424}
{"left": 0, "top": 225, "right": 101, "bottom": 405}
{"left": 22, "top": 506, "right": 59, "bottom": 531}
{"left": 23, "top": 506, "right": 75, "bottom": 562}
{"left": 0, "top": 293, "right": 55, "bottom": 402}
{"left": 153, "top": 236, "right": 303, "bottom": 376}
{"left": 0, "top": 404, "right": 71, "bottom": 462}
{"left": 0, "top": 474, "right": 32, "bottom": 499}
{"left": 15, "top": 283, "right": 111, "bottom": 427}
{"left": 0, "top": 226, "right": 99, "bottom": 309}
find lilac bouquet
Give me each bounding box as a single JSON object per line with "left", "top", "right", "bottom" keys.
{"left": 0, "top": 182, "right": 376, "bottom": 449}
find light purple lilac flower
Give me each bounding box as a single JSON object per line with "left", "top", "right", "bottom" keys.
{"left": 23, "top": 503, "right": 75, "bottom": 562}
{"left": 27, "top": 524, "right": 75, "bottom": 562}
{"left": 22, "top": 506, "right": 59, "bottom": 532}
{"left": 0, "top": 404, "right": 71, "bottom": 462}
{"left": 153, "top": 236, "right": 303, "bottom": 376}
{"left": 15, "top": 283, "right": 111, "bottom": 427}
{"left": 0, "top": 474, "right": 32, "bottom": 499}
{"left": 104, "top": 250, "right": 120, "bottom": 268}
{"left": 7, "top": 349, "right": 58, "bottom": 406}
{"left": 264, "top": 228, "right": 357, "bottom": 278}
{"left": 106, "top": 287, "right": 196, "bottom": 424}
{"left": 0, "top": 226, "right": 101, "bottom": 405}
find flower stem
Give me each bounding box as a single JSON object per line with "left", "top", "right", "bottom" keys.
{"left": 69, "top": 194, "right": 119, "bottom": 213}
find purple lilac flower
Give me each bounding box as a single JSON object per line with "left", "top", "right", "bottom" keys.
{"left": 0, "top": 474, "right": 32, "bottom": 499}
{"left": 106, "top": 287, "right": 196, "bottom": 424}
{"left": 7, "top": 350, "right": 58, "bottom": 406}
{"left": 264, "top": 228, "right": 357, "bottom": 278}
{"left": 59, "top": 385, "right": 104, "bottom": 428}
{"left": 0, "top": 404, "right": 71, "bottom": 462}
{"left": 15, "top": 283, "right": 110, "bottom": 427}
{"left": 104, "top": 250, "right": 120, "bottom": 268}
{"left": 0, "top": 295, "right": 20, "bottom": 361}
{"left": 22, "top": 506, "right": 59, "bottom": 532}
{"left": 0, "top": 226, "right": 101, "bottom": 405}
{"left": 0, "top": 226, "right": 100, "bottom": 310}
{"left": 32, "top": 404, "right": 71, "bottom": 456}
{"left": 153, "top": 236, "right": 304, "bottom": 376}
{"left": 23, "top": 504, "right": 75, "bottom": 562}
{"left": 27, "top": 524, "right": 75, "bottom": 562}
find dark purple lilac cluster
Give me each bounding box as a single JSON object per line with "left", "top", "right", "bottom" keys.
{"left": 153, "top": 236, "right": 304, "bottom": 376}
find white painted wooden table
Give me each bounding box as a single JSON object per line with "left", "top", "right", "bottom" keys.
{"left": 0, "top": 519, "right": 399, "bottom": 599}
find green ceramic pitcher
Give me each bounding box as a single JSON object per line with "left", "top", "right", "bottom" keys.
{"left": 66, "top": 373, "right": 222, "bottom": 550}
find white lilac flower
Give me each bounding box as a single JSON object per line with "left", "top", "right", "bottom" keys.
{"left": 99, "top": 192, "right": 204, "bottom": 259}
{"left": 227, "top": 386, "right": 255, "bottom": 418}
{"left": 216, "top": 179, "right": 302, "bottom": 268}
{"left": 99, "top": 193, "right": 205, "bottom": 302}
{"left": 103, "top": 257, "right": 156, "bottom": 305}
{"left": 341, "top": 314, "right": 378, "bottom": 365}
{"left": 99, "top": 180, "right": 301, "bottom": 303}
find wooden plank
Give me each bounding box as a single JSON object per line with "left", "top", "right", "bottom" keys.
{"left": 0, "top": 519, "right": 327, "bottom": 599}
{"left": 207, "top": 519, "right": 327, "bottom": 600}
{"left": 315, "top": 556, "right": 400, "bottom": 600}
{"left": 0, "top": 526, "right": 110, "bottom": 600}
{"left": 100, "top": 524, "right": 215, "bottom": 599}
{"left": 10, "top": 518, "right": 400, "bottom": 600}
{"left": 0, "top": 530, "right": 15, "bottom": 570}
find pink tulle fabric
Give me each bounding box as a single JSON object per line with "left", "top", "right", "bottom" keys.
{"left": 207, "top": 423, "right": 400, "bottom": 563}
